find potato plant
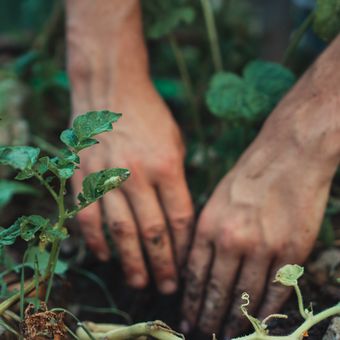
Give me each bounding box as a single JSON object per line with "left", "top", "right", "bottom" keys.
{"left": 0, "top": 110, "right": 183, "bottom": 339}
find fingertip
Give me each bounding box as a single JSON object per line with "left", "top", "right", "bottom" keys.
{"left": 159, "top": 279, "right": 177, "bottom": 294}
{"left": 127, "top": 274, "right": 148, "bottom": 289}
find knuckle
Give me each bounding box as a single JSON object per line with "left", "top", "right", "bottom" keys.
{"left": 142, "top": 224, "right": 166, "bottom": 246}
{"left": 109, "top": 221, "right": 135, "bottom": 239}
{"left": 169, "top": 215, "right": 193, "bottom": 232}
{"left": 153, "top": 153, "right": 182, "bottom": 178}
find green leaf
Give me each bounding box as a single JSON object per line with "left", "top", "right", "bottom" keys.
{"left": 0, "top": 223, "right": 21, "bottom": 247}
{"left": 0, "top": 146, "right": 40, "bottom": 171}
{"left": 80, "top": 168, "right": 130, "bottom": 204}
{"left": 60, "top": 128, "right": 78, "bottom": 149}
{"left": 274, "top": 264, "right": 304, "bottom": 286}
{"left": 19, "top": 215, "right": 50, "bottom": 241}
{"left": 147, "top": 6, "right": 195, "bottom": 39}
{"left": 26, "top": 247, "right": 68, "bottom": 275}
{"left": 313, "top": 0, "right": 340, "bottom": 41}
{"left": 0, "top": 180, "right": 37, "bottom": 209}
{"left": 48, "top": 160, "right": 76, "bottom": 179}
{"left": 205, "top": 72, "right": 270, "bottom": 120}
{"left": 73, "top": 110, "right": 121, "bottom": 141}
{"left": 39, "top": 227, "right": 68, "bottom": 244}
{"left": 60, "top": 111, "right": 121, "bottom": 152}
{"left": 243, "top": 60, "right": 296, "bottom": 105}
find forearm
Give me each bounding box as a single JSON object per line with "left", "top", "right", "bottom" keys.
{"left": 65, "top": 0, "right": 149, "bottom": 109}
{"left": 260, "top": 35, "right": 340, "bottom": 170}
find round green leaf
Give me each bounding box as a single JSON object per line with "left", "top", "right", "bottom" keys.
{"left": 274, "top": 264, "right": 304, "bottom": 286}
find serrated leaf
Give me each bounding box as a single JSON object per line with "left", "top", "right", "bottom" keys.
{"left": 313, "top": 0, "right": 340, "bottom": 41}
{"left": 206, "top": 72, "right": 270, "bottom": 120}
{"left": 60, "top": 111, "right": 121, "bottom": 152}
{"left": 0, "top": 146, "right": 40, "bottom": 171}
{"left": 80, "top": 168, "right": 130, "bottom": 204}
{"left": 19, "top": 215, "right": 50, "bottom": 241}
{"left": 26, "top": 246, "right": 68, "bottom": 275}
{"left": 48, "top": 157, "right": 76, "bottom": 179}
{"left": 243, "top": 60, "right": 296, "bottom": 105}
{"left": 0, "top": 224, "right": 21, "bottom": 246}
{"left": 59, "top": 149, "right": 80, "bottom": 164}
{"left": 0, "top": 180, "right": 37, "bottom": 209}
{"left": 73, "top": 110, "right": 121, "bottom": 141}
{"left": 39, "top": 227, "right": 68, "bottom": 244}
{"left": 274, "top": 264, "right": 304, "bottom": 286}
{"left": 60, "top": 128, "right": 78, "bottom": 149}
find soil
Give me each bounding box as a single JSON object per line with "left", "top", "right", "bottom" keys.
{"left": 2, "top": 184, "right": 340, "bottom": 340}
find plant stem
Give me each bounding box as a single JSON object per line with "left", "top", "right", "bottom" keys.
{"left": 294, "top": 284, "right": 308, "bottom": 319}
{"left": 33, "top": 171, "right": 58, "bottom": 203}
{"left": 44, "top": 178, "right": 66, "bottom": 303}
{"left": 282, "top": 11, "right": 315, "bottom": 66}
{"left": 168, "top": 33, "right": 205, "bottom": 146}
{"left": 76, "top": 321, "right": 184, "bottom": 340}
{"left": 0, "top": 278, "right": 44, "bottom": 316}
{"left": 291, "top": 303, "right": 340, "bottom": 337}
{"left": 200, "top": 0, "right": 223, "bottom": 72}
{"left": 232, "top": 303, "right": 340, "bottom": 339}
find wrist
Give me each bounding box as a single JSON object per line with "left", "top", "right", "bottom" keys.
{"left": 66, "top": 0, "right": 149, "bottom": 88}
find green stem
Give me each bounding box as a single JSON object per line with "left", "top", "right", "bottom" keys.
{"left": 200, "top": 0, "right": 223, "bottom": 72}
{"left": 33, "top": 170, "right": 58, "bottom": 203}
{"left": 44, "top": 178, "right": 66, "bottom": 303}
{"left": 0, "top": 278, "right": 44, "bottom": 316}
{"left": 168, "top": 33, "right": 205, "bottom": 146}
{"left": 232, "top": 303, "right": 340, "bottom": 340}
{"left": 282, "top": 11, "right": 315, "bottom": 66}
{"left": 294, "top": 284, "right": 308, "bottom": 320}
{"left": 76, "top": 321, "right": 184, "bottom": 340}
{"left": 291, "top": 303, "right": 340, "bottom": 337}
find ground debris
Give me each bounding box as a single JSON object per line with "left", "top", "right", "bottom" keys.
{"left": 322, "top": 317, "right": 340, "bottom": 340}
{"left": 21, "top": 302, "right": 66, "bottom": 340}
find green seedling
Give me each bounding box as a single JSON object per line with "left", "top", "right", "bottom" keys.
{"left": 231, "top": 264, "right": 340, "bottom": 340}
{"left": 0, "top": 110, "right": 131, "bottom": 334}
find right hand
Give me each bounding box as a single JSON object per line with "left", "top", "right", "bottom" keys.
{"left": 69, "top": 70, "right": 193, "bottom": 294}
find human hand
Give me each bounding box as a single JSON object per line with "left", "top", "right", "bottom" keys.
{"left": 66, "top": 0, "right": 193, "bottom": 294}
{"left": 181, "top": 36, "right": 340, "bottom": 337}
{"left": 69, "top": 79, "right": 193, "bottom": 294}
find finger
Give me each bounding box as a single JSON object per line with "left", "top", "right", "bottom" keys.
{"left": 257, "top": 260, "right": 292, "bottom": 321}
{"left": 158, "top": 169, "right": 194, "bottom": 267}
{"left": 181, "top": 230, "right": 213, "bottom": 333}
{"left": 72, "top": 169, "right": 110, "bottom": 261}
{"left": 198, "top": 248, "right": 240, "bottom": 334}
{"left": 123, "top": 182, "right": 177, "bottom": 294}
{"left": 224, "top": 255, "right": 270, "bottom": 339}
{"left": 102, "top": 189, "right": 148, "bottom": 288}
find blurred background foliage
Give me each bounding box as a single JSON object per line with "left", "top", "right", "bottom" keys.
{"left": 0, "top": 0, "right": 339, "bottom": 248}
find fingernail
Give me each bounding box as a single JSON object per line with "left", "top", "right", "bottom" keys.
{"left": 180, "top": 320, "right": 190, "bottom": 333}
{"left": 98, "top": 252, "right": 110, "bottom": 261}
{"left": 160, "top": 279, "right": 177, "bottom": 294}
{"left": 129, "top": 274, "right": 146, "bottom": 288}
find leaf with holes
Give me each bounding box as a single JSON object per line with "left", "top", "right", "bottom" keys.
{"left": 79, "top": 168, "right": 130, "bottom": 205}
{"left": 0, "top": 146, "right": 40, "bottom": 171}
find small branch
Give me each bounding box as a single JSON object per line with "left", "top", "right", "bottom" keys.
{"left": 293, "top": 284, "right": 308, "bottom": 320}
{"left": 282, "top": 11, "right": 315, "bottom": 66}
{"left": 76, "top": 321, "right": 184, "bottom": 340}
{"left": 33, "top": 171, "right": 58, "bottom": 203}
{"left": 0, "top": 277, "right": 46, "bottom": 316}
{"left": 168, "top": 33, "right": 205, "bottom": 147}
{"left": 200, "top": 0, "right": 223, "bottom": 72}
